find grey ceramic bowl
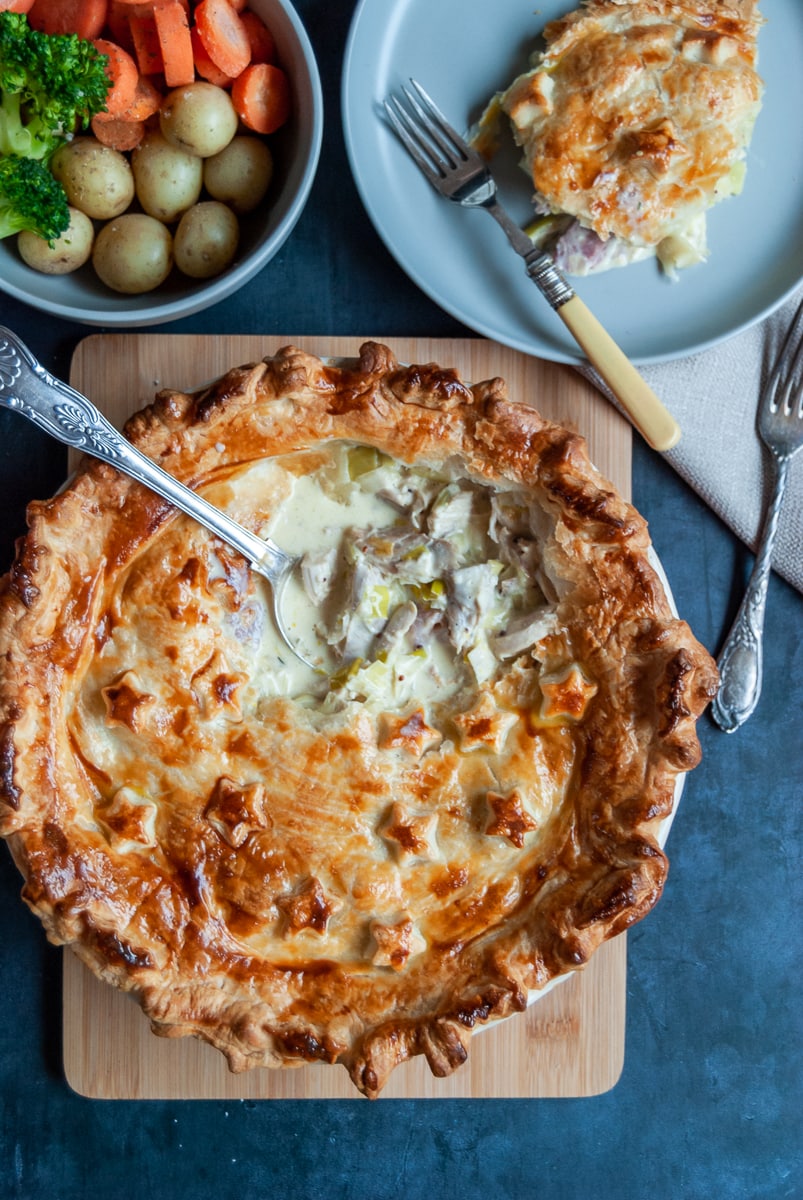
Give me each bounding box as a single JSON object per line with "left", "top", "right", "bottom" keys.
{"left": 0, "top": 0, "right": 323, "bottom": 327}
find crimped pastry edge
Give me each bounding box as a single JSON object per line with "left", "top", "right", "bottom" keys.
{"left": 0, "top": 342, "right": 718, "bottom": 1097}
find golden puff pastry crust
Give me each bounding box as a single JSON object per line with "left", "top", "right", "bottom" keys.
{"left": 0, "top": 343, "right": 717, "bottom": 1098}
{"left": 495, "top": 0, "right": 763, "bottom": 266}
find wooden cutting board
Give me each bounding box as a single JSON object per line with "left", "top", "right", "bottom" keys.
{"left": 63, "top": 333, "right": 632, "bottom": 1101}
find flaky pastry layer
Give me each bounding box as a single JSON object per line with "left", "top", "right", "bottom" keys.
{"left": 498, "top": 0, "right": 763, "bottom": 252}
{"left": 0, "top": 343, "right": 717, "bottom": 1097}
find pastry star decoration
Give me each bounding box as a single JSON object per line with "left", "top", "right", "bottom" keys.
{"left": 191, "top": 649, "right": 247, "bottom": 719}
{"left": 485, "top": 789, "right": 538, "bottom": 849}
{"left": 452, "top": 692, "right": 517, "bottom": 753}
{"left": 382, "top": 802, "right": 439, "bottom": 861}
{"left": 100, "top": 786, "right": 158, "bottom": 853}
{"left": 204, "top": 776, "right": 270, "bottom": 849}
{"left": 101, "top": 671, "right": 156, "bottom": 733}
{"left": 539, "top": 664, "right": 598, "bottom": 724}
{"left": 277, "top": 876, "right": 342, "bottom": 935}
{"left": 370, "top": 914, "right": 426, "bottom": 971}
{"left": 378, "top": 708, "right": 441, "bottom": 756}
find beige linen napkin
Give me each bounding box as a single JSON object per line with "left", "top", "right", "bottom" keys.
{"left": 585, "top": 286, "right": 803, "bottom": 595}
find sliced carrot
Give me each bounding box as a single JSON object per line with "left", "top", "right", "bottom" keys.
{"left": 124, "top": 72, "right": 163, "bottom": 119}
{"left": 152, "top": 0, "right": 194, "bottom": 87}
{"left": 94, "top": 72, "right": 162, "bottom": 121}
{"left": 128, "top": 11, "right": 163, "bottom": 74}
{"left": 0, "top": 1, "right": 36, "bottom": 14}
{"left": 92, "top": 39, "right": 139, "bottom": 116}
{"left": 231, "top": 62, "right": 290, "bottom": 135}
{"left": 190, "top": 27, "right": 235, "bottom": 87}
{"left": 91, "top": 113, "right": 145, "bottom": 150}
{"left": 28, "top": 0, "right": 108, "bottom": 39}
{"left": 239, "top": 10, "right": 276, "bottom": 65}
{"left": 120, "top": 1, "right": 189, "bottom": 16}
{"left": 105, "top": 1, "right": 136, "bottom": 49}
{"left": 194, "top": 0, "right": 251, "bottom": 79}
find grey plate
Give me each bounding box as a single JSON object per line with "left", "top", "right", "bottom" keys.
{"left": 342, "top": 0, "right": 803, "bottom": 365}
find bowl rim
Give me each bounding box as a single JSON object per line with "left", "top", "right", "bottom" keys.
{"left": 0, "top": 0, "right": 324, "bottom": 328}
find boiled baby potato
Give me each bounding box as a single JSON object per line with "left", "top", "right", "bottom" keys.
{"left": 203, "top": 136, "right": 273, "bottom": 215}
{"left": 174, "top": 201, "right": 239, "bottom": 279}
{"left": 131, "top": 132, "right": 203, "bottom": 223}
{"left": 51, "top": 137, "right": 134, "bottom": 221}
{"left": 159, "top": 82, "right": 238, "bottom": 158}
{"left": 93, "top": 214, "right": 173, "bottom": 294}
{"left": 18, "top": 207, "right": 94, "bottom": 275}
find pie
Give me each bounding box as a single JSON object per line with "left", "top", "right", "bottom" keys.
{"left": 474, "top": 0, "right": 764, "bottom": 276}
{"left": 0, "top": 342, "right": 718, "bottom": 1097}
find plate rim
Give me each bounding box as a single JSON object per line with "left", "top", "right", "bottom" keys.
{"left": 341, "top": 0, "right": 803, "bottom": 366}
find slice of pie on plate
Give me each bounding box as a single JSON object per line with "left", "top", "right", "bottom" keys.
{"left": 474, "top": 0, "right": 764, "bottom": 276}
{"left": 0, "top": 343, "right": 718, "bottom": 1097}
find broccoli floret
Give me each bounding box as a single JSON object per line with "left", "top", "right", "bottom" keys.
{"left": 0, "top": 154, "right": 70, "bottom": 243}
{"left": 0, "top": 11, "right": 111, "bottom": 159}
{"left": 0, "top": 13, "right": 109, "bottom": 244}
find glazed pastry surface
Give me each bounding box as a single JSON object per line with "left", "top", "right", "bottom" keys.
{"left": 0, "top": 343, "right": 718, "bottom": 1096}
{"left": 484, "top": 0, "right": 763, "bottom": 274}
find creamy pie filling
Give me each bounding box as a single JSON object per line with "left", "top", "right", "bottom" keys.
{"left": 69, "top": 441, "right": 589, "bottom": 969}
{"left": 266, "top": 442, "right": 560, "bottom": 700}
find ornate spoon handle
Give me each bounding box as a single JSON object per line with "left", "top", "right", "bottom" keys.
{"left": 711, "top": 453, "right": 789, "bottom": 732}
{"left": 0, "top": 326, "right": 294, "bottom": 586}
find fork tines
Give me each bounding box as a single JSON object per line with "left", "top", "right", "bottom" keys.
{"left": 766, "top": 296, "right": 803, "bottom": 417}
{"left": 383, "top": 79, "right": 470, "bottom": 181}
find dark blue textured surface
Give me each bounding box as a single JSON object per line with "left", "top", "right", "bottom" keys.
{"left": 1, "top": 5, "right": 801, "bottom": 1197}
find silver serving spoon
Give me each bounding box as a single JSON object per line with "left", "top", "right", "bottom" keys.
{"left": 0, "top": 326, "right": 313, "bottom": 668}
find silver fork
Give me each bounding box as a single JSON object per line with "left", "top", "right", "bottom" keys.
{"left": 0, "top": 327, "right": 316, "bottom": 670}
{"left": 712, "top": 297, "right": 803, "bottom": 732}
{"left": 383, "top": 79, "right": 681, "bottom": 453}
